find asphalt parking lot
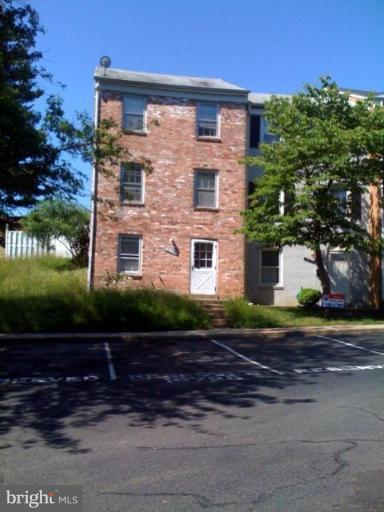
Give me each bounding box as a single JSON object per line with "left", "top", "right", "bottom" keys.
{"left": 1, "top": 331, "right": 384, "bottom": 385}
{"left": 1, "top": 331, "right": 384, "bottom": 511}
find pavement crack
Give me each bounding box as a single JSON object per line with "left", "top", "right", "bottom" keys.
{"left": 331, "top": 440, "right": 358, "bottom": 476}
{"left": 296, "top": 438, "right": 360, "bottom": 477}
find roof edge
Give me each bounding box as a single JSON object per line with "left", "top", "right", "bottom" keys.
{"left": 94, "top": 67, "right": 250, "bottom": 96}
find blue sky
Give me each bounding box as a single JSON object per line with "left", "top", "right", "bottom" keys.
{"left": 30, "top": 0, "right": 384, "bottom": 206}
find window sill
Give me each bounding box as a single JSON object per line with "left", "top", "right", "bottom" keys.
{"left": 121, "top": 202, "right": 145, "bottom": 207}
{"left": 194, "top": 207, "right": 219, "bottom": 212}
{"left": 122, "top": 129, "right": 148, "bottom": 136}
{"left": 119, "top": 273, "right": 143, "bottom": 280}
{"left": 196, "top": 136, "right": 221, "bottom": 143}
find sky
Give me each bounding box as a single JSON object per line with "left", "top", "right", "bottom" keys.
{"left": 29, "top": 0, "right": 384, "bottom": 207}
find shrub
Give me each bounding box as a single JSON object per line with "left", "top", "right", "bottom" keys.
{"left": 297, "top": 288, "right": 322, "bottom": 307}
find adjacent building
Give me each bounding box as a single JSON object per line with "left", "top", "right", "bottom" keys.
{"left": 88, "top": 67, "right": 382, "bottom": 307}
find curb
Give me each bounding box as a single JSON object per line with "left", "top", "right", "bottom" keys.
{"left": 1, "top": 323, "right": 384, "bottom": 342}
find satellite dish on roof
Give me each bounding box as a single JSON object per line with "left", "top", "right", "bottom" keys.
{"left": 100, "top": 56, "right": 111, "bottom": 76}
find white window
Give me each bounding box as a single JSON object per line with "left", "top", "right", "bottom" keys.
{"left": 121, "top": 163, "right": 144, "bottom": 203}
{"left": 118, "top": 235, "right": 142, "bottom": 274}
{"left": 260, "top": 248, "right": 282, "bottom": 286}
{"left": 194, "top": 170, "right": 218, "bottom": 208}
{"left": 197, "top": 103, "right": 219, "bottom": 138}
{"left": 123, "top": 95, "right": 146, "bottom": 132}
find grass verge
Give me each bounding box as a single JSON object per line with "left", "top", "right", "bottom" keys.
{"left": 0, "top": 257, "right": 210, "bottom": 333}
{"left": 225, "top": 298, "right": 384, "bottom": 328}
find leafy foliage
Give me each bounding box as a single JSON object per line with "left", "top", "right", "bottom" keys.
{"left": 21, "top": 200, "right": 90, "bottom": 265}
{"left": 243, "top": 77, "right": 384, "bottom": 293}
{"left": 0, "top": 0, "right": 132, "bottom": 215}
{"left": 296, "top": 288, "right": 322, "bottom": 307}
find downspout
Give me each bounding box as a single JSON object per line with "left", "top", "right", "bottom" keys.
{"left": 243, "top": 99, "right": 251, "bottom": 300}
{"left": 87, "top": 81, "right": 100, "bottom": 291}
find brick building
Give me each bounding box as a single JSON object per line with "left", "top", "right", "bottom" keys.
{"left": 88, "top": 67, "right": 381, "bottom": 306}
{"left": 89, "top": 68, "right": 248, "bottom": 297}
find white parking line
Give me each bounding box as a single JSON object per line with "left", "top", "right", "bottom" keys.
{"left": 0, "top": 375, "right": 100, "bottom": 385}
{"left": 317, "top": 335, "right": 384, "bottom": 357}
{"left": 210, "top": 339, "right": 284, "bottom": 375}
{"left": 104, "top": 342, "right": 117, "bottom": 381}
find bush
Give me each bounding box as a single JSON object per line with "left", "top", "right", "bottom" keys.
{"left": 296, "top": 288, "right": 322, "bottom": 307}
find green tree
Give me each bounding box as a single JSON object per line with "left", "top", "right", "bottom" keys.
{"left": 22, "top": 200, "right": 90, "bottom": 266}
{"left": 0, "top": 0, "right": 129, "bottom": 215}
{"left": 243, "top": 77, "right": 384, "bottom": 294}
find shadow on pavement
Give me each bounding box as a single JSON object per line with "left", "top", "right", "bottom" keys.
{"left": 0, "top": 332, "right": 380, "bottom": 454}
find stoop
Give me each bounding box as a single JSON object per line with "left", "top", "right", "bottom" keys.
{"left": 194, "top": 298, "right": 228, "bottom": 328}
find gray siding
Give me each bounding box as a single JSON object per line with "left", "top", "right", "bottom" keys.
{"left": 246, "top": 243, "right": 371, "bottom": 307}
{"left": 246, "top": 243, "right": 319, "bottom": 305}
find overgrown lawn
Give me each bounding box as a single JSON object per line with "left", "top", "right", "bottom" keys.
{"left": 0, "top": 257, "right": 210, "bottom": 333}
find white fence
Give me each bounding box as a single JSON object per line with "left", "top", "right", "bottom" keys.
{"left": 5, "top": 229, "right": 72, "bottom": 259}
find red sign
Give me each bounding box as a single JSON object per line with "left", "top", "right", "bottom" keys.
{"left": 328, "top": 293, "right": 345, "bottom": 300}
{"left": 322, "top": 292, "right": 345, "bottom": 309}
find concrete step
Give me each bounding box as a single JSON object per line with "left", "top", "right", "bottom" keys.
{"left": 195, "top": 299, "right": 228, "bottom": 327}
{"left": 195, "top": 299, "right": 225, "bottom": 305}
{"left": 212, "top": 318, "right": 228, "bottom": 328}
{"left": 201, "top": 304, "right": 226, "bottom": 311}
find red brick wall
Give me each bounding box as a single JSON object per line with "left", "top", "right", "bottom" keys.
{"left": 92, "top": 90, "right": 247, "bottom": 297}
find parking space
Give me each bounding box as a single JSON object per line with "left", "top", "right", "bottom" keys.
{"left": 209, "top": 333, "right": 384, "bottom": 375}
{"left": 2, "top": 331, "right": 384, "bottom": 512}
{"left": 0, "top": 341, "right": 110, "bottom": 384}
{"left": 1, "top": 330, "right": 384, "bottom": 387}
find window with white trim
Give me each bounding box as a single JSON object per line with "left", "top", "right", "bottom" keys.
{"left": 197, "top": 103, "right": 219, "bottom": 138}
{"left": 118, "top": 234, "right": 142, "bottom": 274}
{"left": 123, "top": 95, "right": 146, "bottom": 132}
{"left": 260, "top": 248, "right": 281, "bottom": 286}
{"left": 194, "top": 170, "right": 218, "bottom": 208}
{"left": 120, "top": 163, "right": 144, "bottom": 203}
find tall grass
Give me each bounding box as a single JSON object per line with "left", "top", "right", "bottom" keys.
{"left": 225, "top": 298, "right": 382, "bottom": 328}
{"left": 0, "top": 257, "right": 210, "bottom": 333}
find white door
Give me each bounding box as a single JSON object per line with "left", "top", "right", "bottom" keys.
{"left": 190, "top": 239, "right": 217, "bottom": 295}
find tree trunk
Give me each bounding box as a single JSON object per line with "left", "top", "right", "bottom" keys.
{"left": 369, "top": 183, "right": 382, "bottom": 310}
{"left": 314, "top": 248, "right": 331, "bottom": 295}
